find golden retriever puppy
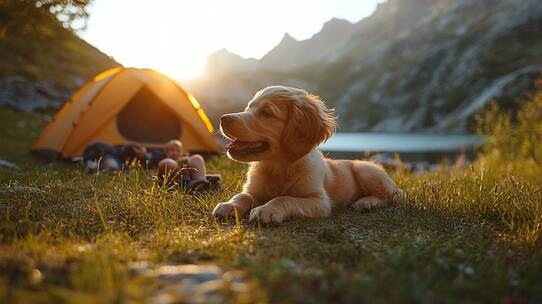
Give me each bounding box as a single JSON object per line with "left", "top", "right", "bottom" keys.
{"left": 213, "top": 86, "right": 405, "bottom": 224}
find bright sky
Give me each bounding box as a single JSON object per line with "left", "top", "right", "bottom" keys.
{"left": 81, "top": 0, "right": 384, "bottom": 80}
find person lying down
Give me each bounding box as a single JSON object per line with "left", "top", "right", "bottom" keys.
{"left": 155, "top": 140, "right": 210, "bottom": 191}
{"left": 82, "top": 140, "right": 218, "bottom": 192}
{"left": 82, "top": 141, "right": 149, "bottom": 173}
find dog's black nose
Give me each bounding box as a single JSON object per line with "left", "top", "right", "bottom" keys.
{"left": 220, "top": 114, "right": 235, "bottom": 126}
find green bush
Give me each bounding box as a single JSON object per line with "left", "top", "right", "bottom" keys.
{"left": 477, "top": 76, "right": 542, "bottom": 170}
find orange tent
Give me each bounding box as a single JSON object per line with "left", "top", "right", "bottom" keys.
{"left": 31, "top": 67, "right": 219, "bottom": 160}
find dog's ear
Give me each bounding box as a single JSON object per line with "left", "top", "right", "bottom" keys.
{"left": 282, "top": 94, "right": 336, "bottom": 161}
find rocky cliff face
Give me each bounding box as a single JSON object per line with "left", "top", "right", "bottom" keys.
{"left": 184, "top": 0, "right": 542, "bottom": 132}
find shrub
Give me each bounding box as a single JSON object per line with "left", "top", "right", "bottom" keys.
{"left": 476, "top": 76, "right": 542, "bottom": 168}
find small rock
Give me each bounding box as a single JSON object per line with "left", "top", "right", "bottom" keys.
{"left": 148, "top": 292, "right": 177, "bottom": 304}
{"left": 0, "top": 159, "right": 19, "bottom": 170}
{"left": 0, "top": 76, "right": 69, "bottom": 112}
{"left": 192, "top": 279, "right": 224, "bottom": 296}
{"left": 76, "top": 243, "right": 96, "bottom": 253}
{"left": 149, "top": 278, "right": 222, "bottom": 304}
{"left": 281, "top": 258, "right": 302, "bottom": 275}
{"left": 129, "top": 261, "right": 152, "bottom": 276}
{"left": 191, "top": 291, "right": 223, "bottom": 304}
{"left": 223, "top": 270, "right": 251, "bottom": 293}
{"left": 29, "top": 268, "right": 43, "bottom": 285}
{"left": 154, "top": 264, "right": 222, "bottom": 284}
{"left": 132, "top": 263, "right": 254, "bottom": 304}
{"left": 9, "top": 185, "right": 45, "bottom": 194}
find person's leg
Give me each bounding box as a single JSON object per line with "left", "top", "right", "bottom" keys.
{"left": 157, "top": 158, "right": 179, "bottom": 176}
{"left": 188, "top": 154, "right": 206, "bottom": 180}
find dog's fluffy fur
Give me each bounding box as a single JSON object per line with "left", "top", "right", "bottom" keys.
{"left": 213, "top": 86, "right": 405, "bottom": 224}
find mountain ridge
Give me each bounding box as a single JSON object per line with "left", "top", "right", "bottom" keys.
{"left": 184, "top": 0, "right": 542, "bottom": 132}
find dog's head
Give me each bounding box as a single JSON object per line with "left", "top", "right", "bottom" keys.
{"left": 220, "top": 86, "right": 336, "bottom": 163}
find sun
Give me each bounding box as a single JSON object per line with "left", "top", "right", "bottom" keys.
{"left": 146, "top": 55, "right": 207, "bottom": 80}
{"left": 82, "top": 0, "right": 383, "bottom": 81}
{"left": 110, "top": 40, "right": 209, "bottom": 80}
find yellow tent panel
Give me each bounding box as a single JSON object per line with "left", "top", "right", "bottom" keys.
{"left": 32, "top": 67, "right": 220, "bottom": 160}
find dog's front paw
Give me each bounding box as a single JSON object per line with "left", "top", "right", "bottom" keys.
{"left": 249, "top": 205, "right": 285, "bottom": 224}
{"left": 212, "top": 202, "right": 238, "bottom": 219}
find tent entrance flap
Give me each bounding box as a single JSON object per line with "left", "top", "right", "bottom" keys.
{"left": 116, "top": 85, "right": 182, "bottom": 143}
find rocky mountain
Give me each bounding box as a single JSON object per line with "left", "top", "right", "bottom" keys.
{"left": 184, "top": 0, "right": 542, "bottom": 132}
{"left": 205, "top": 48, "right": 259, "bottom": 75}
{"left": 261, "top": 18, "right": 357, "bottom": 71}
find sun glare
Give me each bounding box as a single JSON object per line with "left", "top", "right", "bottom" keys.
{"left": 81, "top": 0, "right": 382, "bottom": 80}
{"left": 123, "top": 44, "right": 208, "bottom": 80}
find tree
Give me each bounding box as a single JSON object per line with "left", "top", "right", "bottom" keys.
{"left": 36, "top": 0, "right": 93, "bottom": 31}
{"left": 0, "top": 0, "right": 93, "bottom": 35}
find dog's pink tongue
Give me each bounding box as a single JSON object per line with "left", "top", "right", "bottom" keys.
{"left": 225, "top": 140, "right": 250, "bottom": 151}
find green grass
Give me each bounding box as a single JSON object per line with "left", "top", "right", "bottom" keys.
{"left": 1, "top": 107, "right": 541, "bottom": 303}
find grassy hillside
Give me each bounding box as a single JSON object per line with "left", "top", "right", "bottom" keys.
{"left": 0, "top": 86, "right": 541, "bottom": 302}
{"left": 0, "top": 3, "right": 119, "bottom": 109}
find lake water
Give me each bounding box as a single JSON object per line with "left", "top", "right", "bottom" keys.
{"left": 320, "top": 133, "right": 484, "bottom": 153}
